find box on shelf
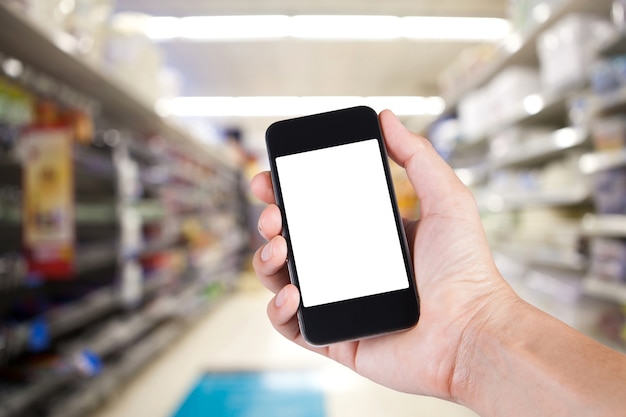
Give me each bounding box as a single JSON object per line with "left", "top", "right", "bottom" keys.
{"left": 537, "top": 13, "right": 615, "bottom": 93}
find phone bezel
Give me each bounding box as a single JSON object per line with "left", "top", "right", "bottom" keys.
{"left": 265, "top": 106, "right": 419, "bottom": 346}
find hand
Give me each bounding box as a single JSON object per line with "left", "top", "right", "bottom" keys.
{"left": 251, "top": 110, "right": 520, "bottom": 402}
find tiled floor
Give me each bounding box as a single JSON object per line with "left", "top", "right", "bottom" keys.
{"left": 91, "top": 275, "right": 478, "bottom": 417}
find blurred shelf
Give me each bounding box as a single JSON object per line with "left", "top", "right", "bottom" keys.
{"left": 581, "top": 214, "right": 626, "bottom": 237}
{"left": 492, "top": 127, "right": 588, "bottom": 169}
{"left": 73, "top": 145, "right": 115, "bottom": 179}
{"left": 583, "top": 277, "right": 626, "bottom": 304}
{"left": 496, "top": 242, "right": 587, "bottom": 271}
{"left": 600, "top": 29, "right": 626, "bottom": 56}
{"left": 444, "top": 0, "right": 613, "bottom": 110}
{"left": 0, "top": 3, "right": 234, "bottom": 172}
{"left": 75, "top": 241, "right": 118, "bottom": 274}
{"left": 579, "top": 149, "right": 626, "bottom": 174}
{"left": 478, "top": 187, "right": 590, "bottom": 212}
{"left": 0, "top": 373, "right": 74, "bottom": 417}
{"left": 591, "top": 86, "right": 626, "bottom": 116}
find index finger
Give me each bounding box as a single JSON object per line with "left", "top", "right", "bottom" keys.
{"left": 251, "top": 171, "right": 276, "bottom": 204}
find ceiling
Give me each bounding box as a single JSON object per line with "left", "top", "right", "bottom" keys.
{"left": 114, "top": 0, "right": 506, "bottom": 153}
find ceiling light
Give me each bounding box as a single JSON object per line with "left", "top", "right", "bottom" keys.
{"left": 127, "top": 15, "right": 511, "bottom": 42}
{"left": 290, "top": 15, "right": 401, "bottom": 40}
{"left": 401, "top": 17, "right": 511, "bottom": 41}
{"left": 156, "top": 96, "right": 444, "bottom": 118}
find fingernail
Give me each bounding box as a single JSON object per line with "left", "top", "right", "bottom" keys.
{"left": 261, "top": 241, "right": 272, "bottom": 262}
{"left": 275, "top": 287, "right": 287, "bottom": 308}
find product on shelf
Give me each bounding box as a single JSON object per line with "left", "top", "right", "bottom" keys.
{"left": 591, "top": 117, "right": 626, "bottom": 151}
{"left": 589, "top": 237, "right": 626, "bottom": 282}
{"left": 537, "top": 13, "right": 615, "bottom": 93}
{"left": 590, "top": 166, "right": 626, "bottom": 213}
{"left": 458, "top": 66, "right": 541, "bottom": 139}
{"left": 21, "top": 112, "right": 76, "bottom": 280}
{"left": 589, "top": 56, "right": 626, "bottom": 96}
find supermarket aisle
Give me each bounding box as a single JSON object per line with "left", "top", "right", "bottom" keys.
{"left": 91, "top": 274, "right": 477, "bottom": 417}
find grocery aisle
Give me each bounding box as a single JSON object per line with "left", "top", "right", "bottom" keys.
{"left": 90, "top": 273, "right": 477, "bottom": 417}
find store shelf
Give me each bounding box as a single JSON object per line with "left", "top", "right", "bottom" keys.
{"left": 581, "top": 214, "right": 626, "bottom": 237}
{"left": 583, "top": 277, "right": 626, "bottom": 304}
{"left": 443, "top": 0, "right": 614, "bottom": 110}
{"left": 599, "top": 29, "right": 626, "bottom": 56}
{"left": 579, "top": 149, "right": 626, "bottom": 174}
{"left": 0, "top": 374, "right": 74, "bottom": 417}
{"left": 478, "top": 186, "right": 590, "bottom": 212}
{"left": 0, "top": 3, "right": 233, "bottom": 171}
{"left": 492, "top": 127, "right": 588, "bottom": 169}
{"left": 496, "top": 242, "right": 587, "bottom": 272}
{"left": 591, "top": 86, "right": 626, "bottom": 116}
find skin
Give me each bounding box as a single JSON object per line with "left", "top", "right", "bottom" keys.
{"left": 251, "top": 110, "right": 626, "bottom": 416}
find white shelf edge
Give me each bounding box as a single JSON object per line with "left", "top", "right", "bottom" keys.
{"left": 583, "top": 277, "right": 626, "bottom": 303}
{"left": 579, "top": 149, "right": 626, "bottom": 174}
{"left": 492, "top": 127, "right": 588, "bottom": 169}
{"left": 581, "top": 214, "right": 626, "bottom": 237}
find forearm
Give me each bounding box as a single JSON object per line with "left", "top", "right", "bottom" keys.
{"left": 453, "top": 298, "right": 626, "bottom": 417}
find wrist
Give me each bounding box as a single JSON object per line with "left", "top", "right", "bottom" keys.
{"left": 449, "top": 282, "right": 527, "bottom": 412}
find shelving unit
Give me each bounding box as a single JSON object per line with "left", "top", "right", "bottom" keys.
{"left": 442, "top": 0, "right": 614, "bottom": 110}
{"left": 0, "top": 3, "right": 248, "bottom": 417}
{"left": 434, "top": 0, "right": 626, "bottom": 350}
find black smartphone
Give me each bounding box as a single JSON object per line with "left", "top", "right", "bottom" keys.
{"left": 265, "top": 106, "right": 419, "bottom": 346}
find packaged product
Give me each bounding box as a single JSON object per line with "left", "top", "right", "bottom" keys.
{"left": 537, "top": 14, "right": 615, "bottom": 93}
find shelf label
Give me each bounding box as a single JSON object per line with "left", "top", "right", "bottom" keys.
{"left": 21, "top": 127, "right": 75, "bottom": 279}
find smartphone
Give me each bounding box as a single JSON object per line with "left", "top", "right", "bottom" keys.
{"left": 265, "top": 106, "right": 419, "bottom": 346}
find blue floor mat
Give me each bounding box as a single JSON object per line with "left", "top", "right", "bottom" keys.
{"left": 172, "top": 370, "right": 326, "bottom": 417}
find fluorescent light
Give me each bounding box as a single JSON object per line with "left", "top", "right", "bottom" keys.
{"left": 401, "top": 17, "right": 511, "bottom": 41}
{"left": 180, "top": 15, "right": 290, "bottom": 40}
{"left": 156, "top": 96, "right": 444, "bottom": 117}
{"left": 124, "top": 15, "right": 510, "bottom": 42}
{"left": 290, "top": 15, "right": 401, "bottom": 40}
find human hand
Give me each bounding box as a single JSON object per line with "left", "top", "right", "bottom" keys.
{"left": 251, "top": 110, "right": 521, "bottom": 402}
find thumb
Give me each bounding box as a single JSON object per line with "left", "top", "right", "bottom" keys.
{"left": 379, "top": 110, "right": 471, "bottom": 218}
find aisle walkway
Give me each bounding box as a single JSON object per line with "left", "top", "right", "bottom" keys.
{"left": 91, "top": 275, "right": 478, "bottom": 417}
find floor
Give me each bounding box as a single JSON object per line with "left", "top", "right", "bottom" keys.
{"left": 90, "top": 274, "right": 478, "bottom": 417}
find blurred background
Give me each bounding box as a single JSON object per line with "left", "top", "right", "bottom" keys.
{"left": 1, "top": 0, "right": 626, "bottom": 416}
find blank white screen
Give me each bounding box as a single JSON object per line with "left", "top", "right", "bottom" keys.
{"left": 276, "top": 139, "right": 409, "bottom": 308}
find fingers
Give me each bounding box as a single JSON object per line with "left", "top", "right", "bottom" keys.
{"left": 253, "top": 235, "right": 291, "bottom": 294}
{"left": 258, "top": 204, "right": 282, "bottom": 241}
{"left": 266, "top": 284, "right": 301, "bottom": 341}
{"left": 266, "top": 284, "right": 330, "bottom": 356}
{"left": 251, "top": 171, "right": 275, "bottom": 204}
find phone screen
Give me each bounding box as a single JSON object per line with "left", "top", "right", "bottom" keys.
{"left": 275, "top": 138, "right": 410, "bottom": 308}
